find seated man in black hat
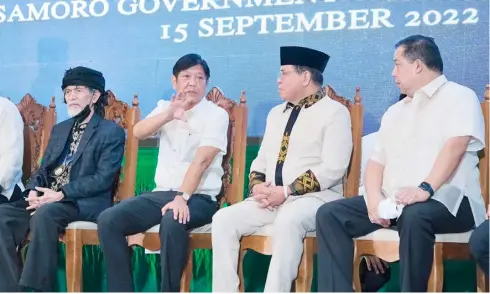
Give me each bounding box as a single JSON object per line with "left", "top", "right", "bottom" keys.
{"left": 211, "top": 46, "right": 353, "bottom": 292}
{"left": 0, "top": 66, "right": 126, "bottom": 292}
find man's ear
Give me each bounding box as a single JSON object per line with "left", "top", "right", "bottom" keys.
{"left": 302, "top": 71, "right": 312, "bottom": 87}
{"left": 91, "top": 91, "right": 101, "bottom": 104}
{"left": 171, "top": 75, "right": 177, "bottom": 90}
{"left": 414, "top": 59, "right": 424, "bottom": 74}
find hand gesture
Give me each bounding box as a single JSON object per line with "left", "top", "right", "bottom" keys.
{"left": 364, "top": 256, "right": 389, "bottom": 274}
{"left": 367, "top": 193, "right": 390, "bottom": 228}
{"left": 395, "top": 186, "right": 430, "bottom": 206}
{"left": 25, "top": 190, "right": 40, "bottom": 212}
{"left": 161, "top": 195, "right": 190, "bottom": 224}
{"left": 257, "top": 186, "right": 286, "bottom": 208}
{"left": 251, "top": 181, "right": 272, "bottom": 208}
{"left": 25, "top": 187, "right": 64, "bottom": 214}
{"left": 169, "top": 83, "right": 191, "bottom": 121}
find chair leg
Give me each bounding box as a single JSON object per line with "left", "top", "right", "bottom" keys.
{"left": 65, "top": 230, "right": 83, "bottom": 292}
{"left": 180, "top": 248, "right": 193, "bottom": 292}
{"left": 238, "top": 249, "right": 246, "bottom": 292}
{"left": 294, "top": 238, "right": 314, "bottom": 292}
{"left": 477, "top": 266, "right": 489, "bottom": 293}
{"left": 428, "top": 243, "right": 443, "bottom": 292}
{"left": 352, "top": 243, "right": 363, "bottom": 292}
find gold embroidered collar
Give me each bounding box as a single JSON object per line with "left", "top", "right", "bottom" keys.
{"left": 283, "top": 88, "right": 326, "bottom": 112}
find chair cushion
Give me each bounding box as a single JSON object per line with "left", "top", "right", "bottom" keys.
{"left": 146, "top": 223, "right": 213, "bottom": 234}
{"left": 146, "top": 223, "right": 316, "bottom": 236}
{"left": 66, "top": 221, "right": 98, "bottom": 230}
{"left": 65, "top": 223, "right": 470, "bottom": 243}
{"left": 356, "top": 228, "right": 473, "bottom": 243}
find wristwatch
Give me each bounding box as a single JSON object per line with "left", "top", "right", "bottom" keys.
{"left": 418, "top": 182, "right": 434, "bottom": 197}
{"left": 177, "top": 192, "right": 191, "bottom": 201}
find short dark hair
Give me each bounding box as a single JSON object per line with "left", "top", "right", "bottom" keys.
{"left": 294, "top": 65, "right": 323, "bottom": 85}
{"left": 172, "top": 53, "right": 210, "bottom": 80}
{"left": 395, "top": 35, "right": 443, "bottom": 73}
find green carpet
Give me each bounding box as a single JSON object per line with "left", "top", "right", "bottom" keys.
{"left": 47, "top": 146, "right": 477, "bottom": 292}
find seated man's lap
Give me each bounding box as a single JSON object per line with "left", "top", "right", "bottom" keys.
{"left": 184, "top": 194, "right": 216, "bottom": 229}
{"left": 274, "top": 196, "right": 325, "bottom": 231}
{"left": 397, "top": 197, "right": 474, "bottom": 234}
{"left": 31, "top": 201, "right": 79, "bottom": 227}
{"left": 100, "top": 191, "right": 217, "bottom": 233}
{"left": 212, "top": 197, "right": 278, "bottom": 231}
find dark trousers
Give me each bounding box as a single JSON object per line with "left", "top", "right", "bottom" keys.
{"left": 316, "top": 196, "right": 475, "bottom": 292}
{"left": 359, "top": 258, "right": 391, "bottom": 292}
{"left": 470, "top": 219, "right": 489, "bottom": 276}
{"left": 0, "top": 184, "right": 23, "bottom": 204}
{"left": 0, "top": 199, "right": 78, "bottom": 292}
{"left": 97, "top": 191, "right": 217, "bottom": 292}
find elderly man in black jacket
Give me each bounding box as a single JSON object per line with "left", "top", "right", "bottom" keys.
{"left": 0, "top": 66, "right": 125, "bottom": 292}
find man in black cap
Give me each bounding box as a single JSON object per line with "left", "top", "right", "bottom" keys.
{"left": 211, "top": 46, "right": 353, "bottom": 292}
{"left": 0, "top": 66, "right": 126, "bottom": 291}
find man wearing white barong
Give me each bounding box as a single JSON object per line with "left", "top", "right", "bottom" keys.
{"left": 212, "top": 46, "right": 353, "bottom": 292}
{"left": 0, "top": 97, "right": 24, "bottom": 205}
{"left": 316, "top": 35, "right": 486, "bottom": 292}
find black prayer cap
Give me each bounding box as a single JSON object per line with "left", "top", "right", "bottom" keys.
{"left": 280, "top": 46, "right": 330, "bottom": 73}
{"left": 61, "top": 66, "right": 107, "bottom": 105}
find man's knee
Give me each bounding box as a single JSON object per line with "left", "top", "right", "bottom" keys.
{"left": 316, "top": 202, "right": 338, "bottom": 225}
{"left": 211, "top": 206, "right": 237, "bottom": 231}
{"left": 0, "top": 207, "right": 12, "bottom": 234}
{"left": 470, "top": 221, "right": 489, "bottom": 259}
{"left": 273, "top": 212, "right": 305, "bottom": 238}
{"left": 97, "top": 207, "right": 120, "bottom": 232}
{"left": 397, "top": 202, "right": 431, "bottom": 231}
{"left": 159, "top": 212, "right": 185, "bottom": 238}
{"left": 30, "top": 204, "right": 57, "bottom": 226}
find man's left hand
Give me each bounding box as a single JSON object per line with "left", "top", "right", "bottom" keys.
{"left": 395, "top": 187, "right": 430, "bottom": 205}
{"left": 257, "top": 186, "right": 286, "bottom": 208}
{"left": 161, "top": 196, "right": 190, "bottom": 224}
{"left": 26, "top": 187, "right": 64, "bottom": 213}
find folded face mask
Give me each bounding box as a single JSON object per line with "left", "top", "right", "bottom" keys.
{"left": 377, "top": 198, "right": 404, "bottom": 219}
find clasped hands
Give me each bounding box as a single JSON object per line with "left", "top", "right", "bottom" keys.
{"left": 367, "top": 186, "right": 430, "bottom": 227}
{"left": 25, "top": 187, "right": 64, "bottom": 215}
{"left": 251, "top": 181, "right": 287, "bottom": 209}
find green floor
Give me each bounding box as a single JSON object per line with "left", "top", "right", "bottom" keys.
{"left": 48, "top": 146, "right": 477, "bottom": 292}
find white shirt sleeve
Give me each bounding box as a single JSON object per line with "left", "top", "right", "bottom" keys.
{"left": 145, "top": 100, "right": 169, "bottom": 137}
{"left": 310, "top": 105, "right": 353, "bottom": 189}
{"left": 0, "top": 100, "right": 24, "bottom": 195}
{"left": 199, "top": 107, "right": 229, "bottom": 155}
{"left": 443, "top": 89, "right": 485, "bottom": 152}
{"left": 249, "top": 108, "right": 274, "bottom": 176}
{"left": 360, "top": 132, "right": 379, "bottom": 186}
{"left": 369, "top": 110, "right": 392, "bottom": 165}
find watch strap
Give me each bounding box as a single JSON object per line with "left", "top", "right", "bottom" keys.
{"left": 176, "top": 192, "right": 190, "bottom": 201}
{"left": 418, "top": 182, "right": 434, "bottom": 197}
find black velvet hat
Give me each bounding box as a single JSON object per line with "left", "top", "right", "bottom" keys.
{"left": 280, "top": 46, "right": 330, "bottom": 73}
{"left": 61, "top": 66, "right": 107, "bottom": 105}
{"left": 61, "top": 66, "right": 105, "bottom": 94}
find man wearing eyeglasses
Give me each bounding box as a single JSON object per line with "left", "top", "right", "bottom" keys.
{"left": 0, "top": 66, "right": 125, "bottom": 291}
{"left": 211, "top": 46, "right": 353, "bottom": 292}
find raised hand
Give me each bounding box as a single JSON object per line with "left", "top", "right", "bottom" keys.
{"left": 169, "top": 83, "right": 191, "bottom": 121}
